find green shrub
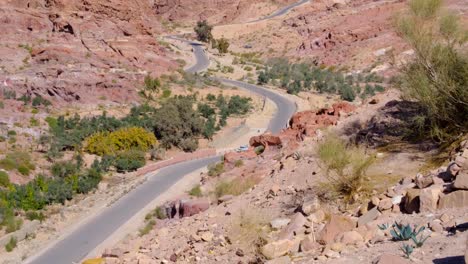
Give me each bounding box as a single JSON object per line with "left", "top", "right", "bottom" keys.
{"left": 30, "top": 117, "right": 39, "bottom": 127}
{"left": 254, "top": 145, "right": 265, "bottom": 155}
{"left": 114, "top": 150, "right": 146, "bottom": 172}
{"left": 26, "top": 211, "right": 46, "bottom": 222}
{"left": 215, "top": 177, "right": 258, "bottom": 198}
{"left": 161, "top": 89, "right": 172, "bottom": 98}
{"left": 154, "top": 206, "right": 167, "bottom": 220}
{"left": 51, "top": 161, "right": 78, "bottom": 178}
{"left": 0, "top": 171, "right": 10, "bottom": 187}
{"left": 17, "top": 165, "right": 30, "bottom": 176}
{"left": 7, "top": 130, "right": 16, "bottom": 136}
{"left": 0, "top": 158, "right": 16, "bottom": 171}
{"left": 234, "top": 160, "right": 244, "bottom": 167}
{"left": 188, "top": 185, "right": 202, "bottom": 197}
{"left": 396, "top": 0, "right": 468, "bottom": 141}
{"left": 5, "top": 237, "right": 17, "bottom": 252}
{"left": 194, "top": 20, "right": 213, "bottom": 42}
{"left": 139, "top": 219, "right": 156, "bottom": 236}
{"left": 208, "top": 162, "right": 224, "bottom": 177}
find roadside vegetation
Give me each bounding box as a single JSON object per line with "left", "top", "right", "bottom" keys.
{"left": 257, "top": 58, "right": 386, "bottom": 100}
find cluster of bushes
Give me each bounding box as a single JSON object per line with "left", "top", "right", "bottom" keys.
{"left": 232, "top": 52, "right": 263, "bottom": 65}
{"left": 211, "top": 38, "right": 230, "bottom": 54}
{"left": 198, "top": 94, "right": 252, "bottom": 139}
{"left": 0, "top": 151, "right": 35, "bottom": 176}
{"left": 257, "top": 58, "right": 385, "bottom": 100}
{"left": 0, "top": 154, "right": 109, "bottom": 221}
{"left": 85, "top": 127, "right": 157, "bottom": 156}
{"left": 43, "top": 95, "right": 215, "bottom": 154}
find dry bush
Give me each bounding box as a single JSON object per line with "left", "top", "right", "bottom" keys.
{"left": 317, "top": 134, "right": 375, "bottom": 204}
{"left": 227, "top": 207, "right": 270, "bottom": 253}
{"left": 214, "top": 177, "right": 258, "bottom": 198}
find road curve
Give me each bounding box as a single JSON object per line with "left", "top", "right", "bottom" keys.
{"left": 27, "top": 2, "right": 300, "bottom": 264}
{"left": 250, "top": 0, "right": 309, "bottom": 23}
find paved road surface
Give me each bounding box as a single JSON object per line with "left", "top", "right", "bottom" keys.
{"left": 250, "top": 0, "right": 309, "bottom": 22}
{"left": 27, "top": 1, "right": 302, "bottom": 263}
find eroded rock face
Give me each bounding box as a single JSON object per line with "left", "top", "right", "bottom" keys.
{"left": 153, "top": 0, "right": 295, "bottom": 24}
{"left": 0, "top": 0, "right": 175, "bottom": 107}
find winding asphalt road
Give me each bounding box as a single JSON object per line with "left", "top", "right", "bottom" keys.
{"left": 26, "top": 1, "right": 304, "bottom": 263}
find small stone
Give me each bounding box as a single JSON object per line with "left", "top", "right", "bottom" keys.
{"left": 278, "top": 213, "right": 306, "bottom": 240}
{"left": 308, "top": 209, "right": 325, "bottom": 223}
{"left": 330, "top": 242, "right": 344, "bottom": 252}
{"left": 392, "top": 204, "right": 401, "bottom": 213}
{"left": 317, "top": 215, "right": 355, "bottom": 245}
{"left": 301, "top": 197, "right": 320, "bottom": 216}
{"left": 429, "top": 220, "right": 444, "bottom": 233}
{"left": 269, "top": 184, "right": 281, "bottom": 196}
{"left": 338, "top": 231, "right": 363, "bottom": 245}
{"left": 323, "top": 248, "right": 340, "bottom": 258}
{"left": 261, "top": 240, "right": 294, "bottom": 260}
{"left": 270, "top": 218, "right": 291, "bottom": 230}
{"left": 440, "top": 213, "right": 450, "bottom": 223}
{"left": 455, "top": 155, "right": 467, "bottom": 167}
{"left": 392, "top": 195, "right": 403, "bottom": 205}
{"left": 415, "top": 173, "right": 433, "bottom": 189}
{"left": 378, "top": 198, "right": 392, "bottom": 211}
{"left": 447, "top": 162, "right": 461, "bottom": 177}
{"left": 200, "top": 232, "right": 214, "bottom": 242}
{"left": 371, "top": 196, "right": 380, "bottom": 206}
{"left": 218, "top": 195, "right": 234, "bottom": 204}
{"left": 236, "top": 249, "right": 244, "bottom": 257}
{"left": 300, "top": 235, "right": 318, "bottom": 253}
{"left": 317, "top": 256, "right": 327, "bottom": 261}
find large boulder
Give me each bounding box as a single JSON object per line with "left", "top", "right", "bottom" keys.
{"left": 180, "top": 199, "right": 210, "bottom": 218}
{"left": 403, "top": 189, "right": 420, "bottom": 213}
{"left": 419, "top": 185, "right": 442, "bottom": 212}
{"left": 454, "top": 169, "right": 468, "bottom": 190}
{"left": 438, "top": 190, "right": 468, "bottom": 209}
{"left": 317, "top": 215, "right": 355, "bottom": 244}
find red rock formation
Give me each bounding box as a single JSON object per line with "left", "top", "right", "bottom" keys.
{"left": 0, "top": 0, "right": 175, "bottom": 106}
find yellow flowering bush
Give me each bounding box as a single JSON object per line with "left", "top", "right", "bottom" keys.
{"left": 85, "top": 127, "right": 157, "bottom": 156}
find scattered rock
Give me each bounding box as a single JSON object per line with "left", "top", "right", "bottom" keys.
{"left": 330, "top": 242, "right": 344, "bottom": 252}
{"left": 261, "top": 240, "right": 294, "bottom": 260}
{"left": 308, "top": 209, "right": 326, "bottom": 223}
{"left": 378, "top": 198, "right": 392, "bottom": 210}
{"left": 371, "top": 196, "right": 380, "bottom": 207}
{"left": 300, "top": 197, "right": 320, "bottom": 216}
{"left": 372, "top": 254, "right": 410, "bottom": 264}
{"left": 338, "top": 231, "right": 363, "bottom": 245}
{"left": 429, "top": 220, "right": 444, "bottom": 233}
{"left": 300, "top": 235, "right": 319, "bottom": 253}
{"left": 358, "top": 207, "right": 380, "bottom": 227}
{"left": 278, "top": 213, "right": 306, "bottom": 240}
{"left": 317, "top": 215, "right": 355, "bottom": 244}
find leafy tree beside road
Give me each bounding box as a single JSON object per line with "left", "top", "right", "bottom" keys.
{"left": 194, "top": 20, "right": 213, "bottom": 42}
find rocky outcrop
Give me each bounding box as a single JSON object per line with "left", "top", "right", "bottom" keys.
{"left": 0, "top": 0, "right": 176, "bottom": 107}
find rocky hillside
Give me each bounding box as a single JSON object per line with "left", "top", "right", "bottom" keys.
{"left": 97, "top": 90, "right": 468, "bottom": 264}
{"left": 0, "top": 0, "right": 176, "bottom": 106}
{"left": 154, "top": 0, "right": 297, "bottom": 24}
